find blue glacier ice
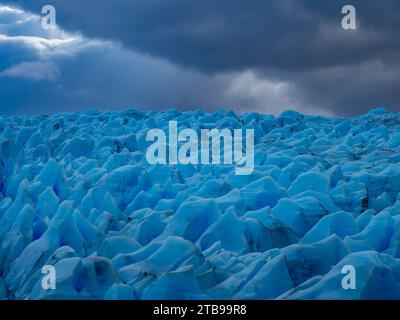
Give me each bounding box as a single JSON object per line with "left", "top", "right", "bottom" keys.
{"left": 1, "top": 107, "right": 400, "bottom": 299}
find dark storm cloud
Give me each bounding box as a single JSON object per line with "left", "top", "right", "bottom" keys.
{"left": 2, "top": 0, "right": 400, "bottom": 116}
{"left": 268, "top": 59, "right": 400, "bottom": 116}
{"left": 6, "top": 0, "right": 400, "bottom": 73}
{"left": 0, "top": 35, "right": 234, "bottom": 116}
{"left": 0, "top": 6, "right": 230, "bottom": 116}
{"left": 0, "top": 3, "right": 309, "bottom": 117}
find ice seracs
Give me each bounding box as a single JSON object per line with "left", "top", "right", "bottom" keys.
{"left": 1, "top": 107, "right": 400, "bottom": 299}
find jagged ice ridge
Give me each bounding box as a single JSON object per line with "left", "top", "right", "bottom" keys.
{"left": 1, "top": 107, "right": 400, "bottom": 299}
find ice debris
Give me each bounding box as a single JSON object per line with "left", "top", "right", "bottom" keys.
{"left": 1, "top": 107, "right": 400, "bottom": 299}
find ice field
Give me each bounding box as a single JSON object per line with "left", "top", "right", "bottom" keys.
{"left": 1, "top": 107, "right": 400, "bottom": 299}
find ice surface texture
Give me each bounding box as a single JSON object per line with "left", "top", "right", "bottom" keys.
{"left": 1, "top": 107, "right": 400, "bottom": 300}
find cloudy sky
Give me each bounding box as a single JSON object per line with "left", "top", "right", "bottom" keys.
{"left": 0, "top": 0, "right": 399, "bottom": 117}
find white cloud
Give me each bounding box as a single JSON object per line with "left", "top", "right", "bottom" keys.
{"left": 220, "top": 71, "right": 335, "bottom": 116}
{"left": 0, "top": 3, "right": 89, "bottom": 58}
{"left": 0, "top": 5, "right": 22, "bottom": 14}
{"left": 0, "top": 34, "right": 81, "bottom": 53}
{"left": 0, "top": 61, "right": 60, "bottom": 81}
{"left": 222, "top": 71, "right": 293, "bottom": 114}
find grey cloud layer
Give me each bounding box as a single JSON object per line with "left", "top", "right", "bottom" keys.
{"left": 8, "top": 0, "right": 400, "bottom": 72}
{"left": 0, "top": 6, "right": 302, "bottom": 116}
{"left": 2, "top": 0, "right": 400, "bottom": 116}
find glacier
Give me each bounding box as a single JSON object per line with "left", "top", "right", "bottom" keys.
{"left": 1, "top": 107, "right": 400, "bottom": 300}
